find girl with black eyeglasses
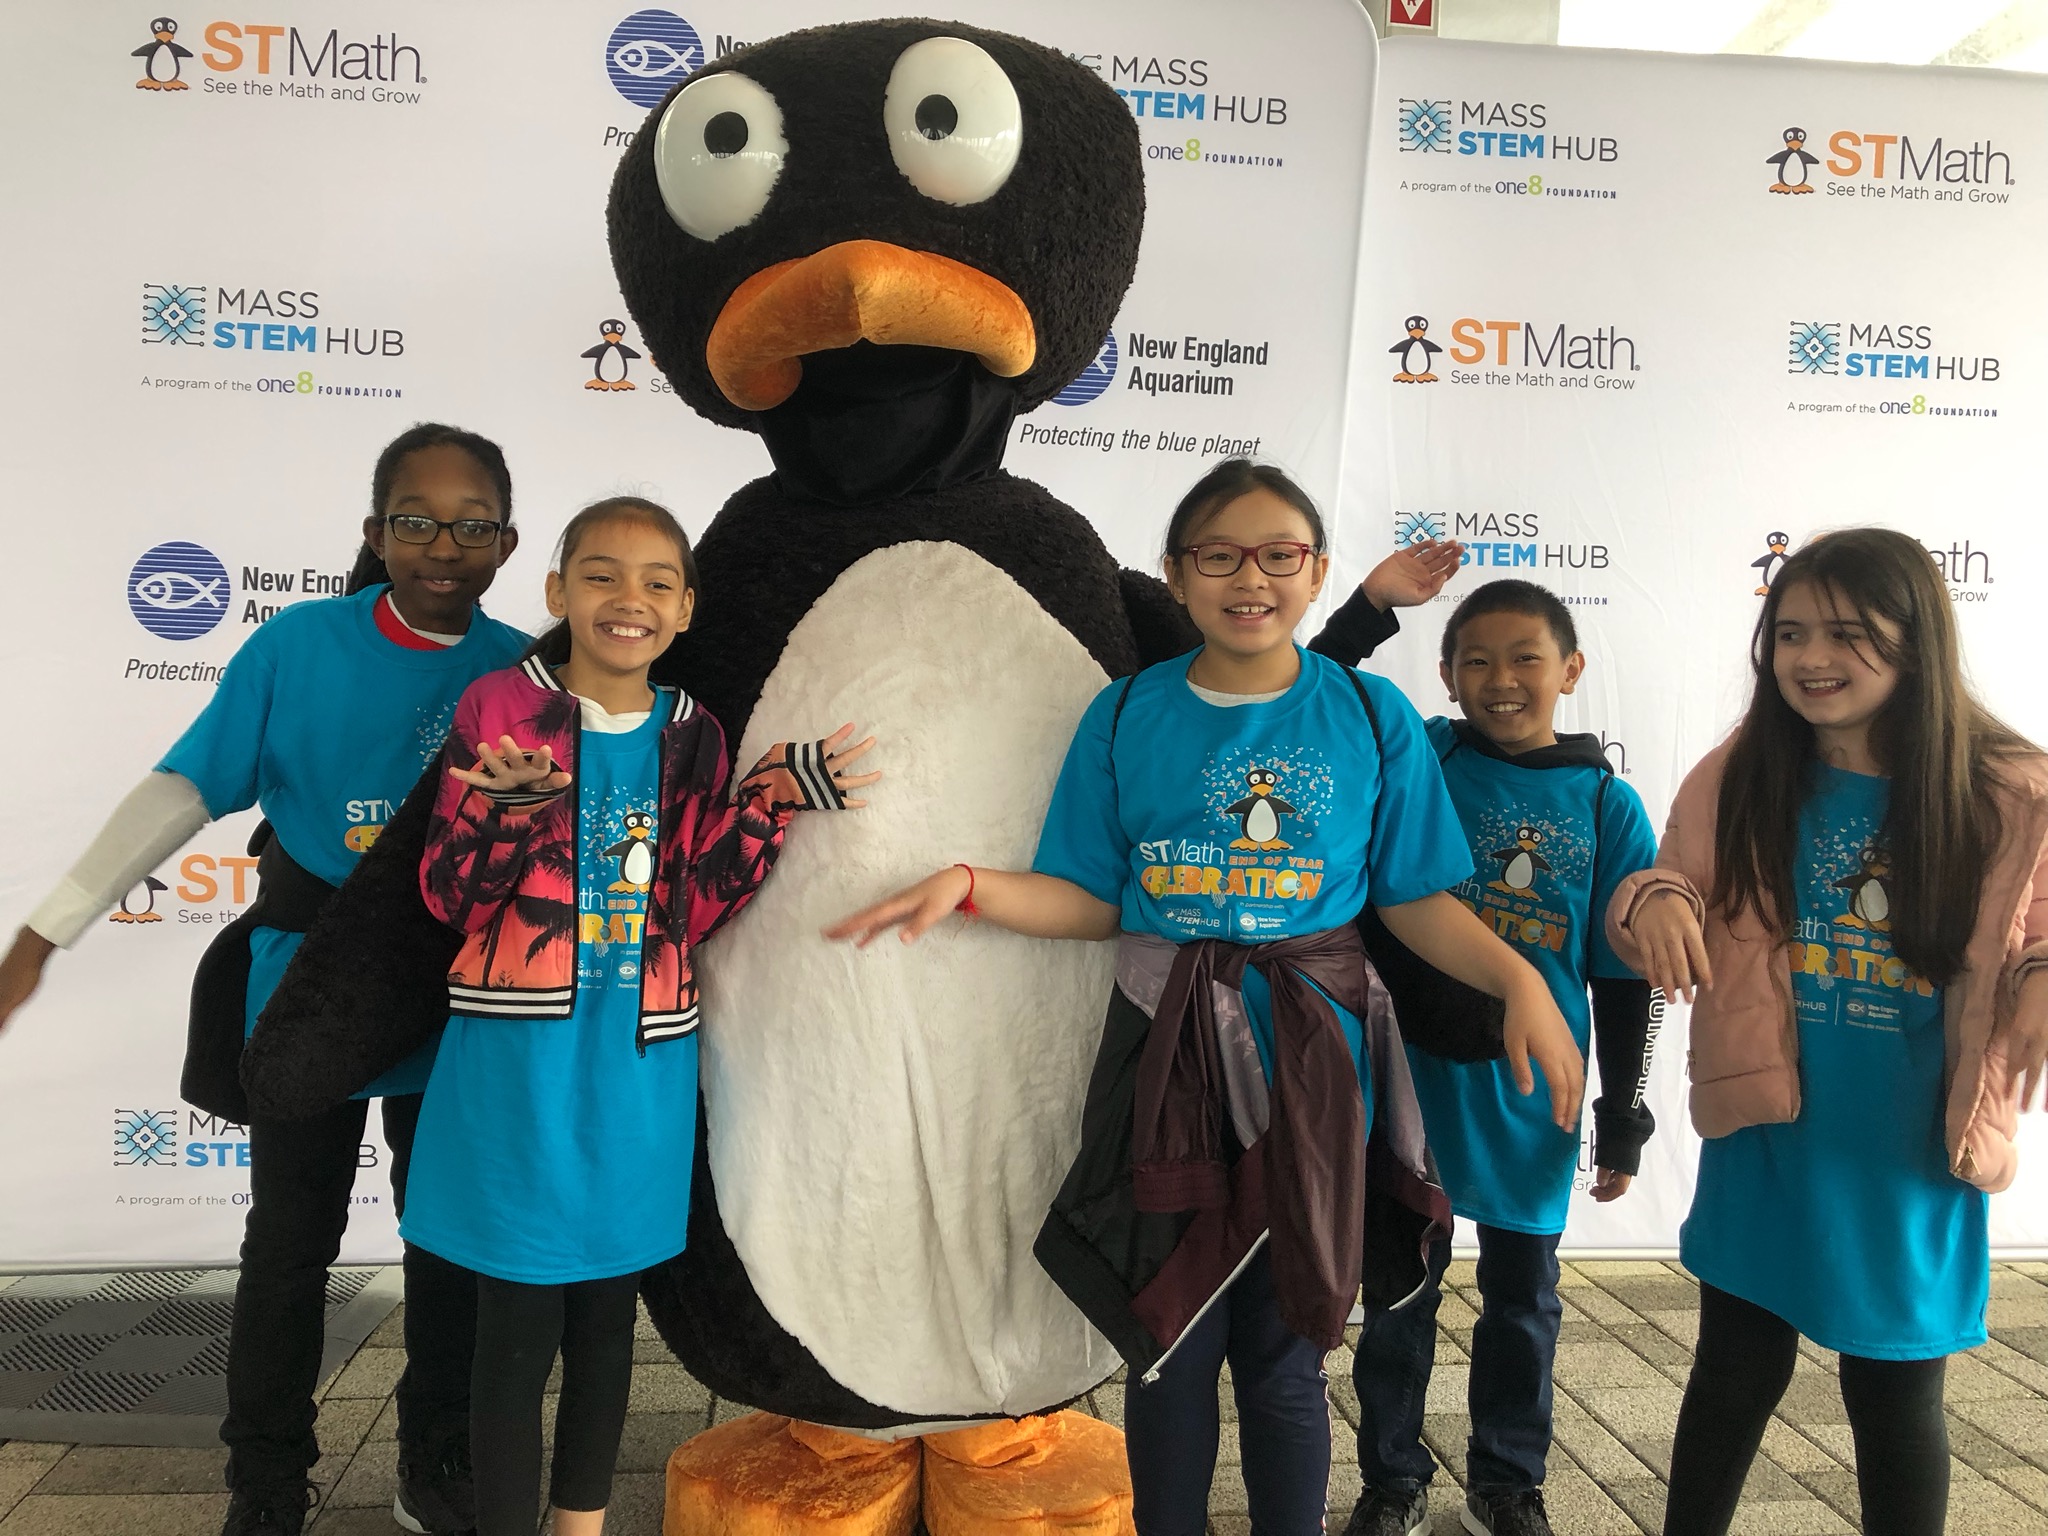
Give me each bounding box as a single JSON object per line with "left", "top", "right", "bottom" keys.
{"left": 0, "top": 423, "right": 528, "bottom": 1536}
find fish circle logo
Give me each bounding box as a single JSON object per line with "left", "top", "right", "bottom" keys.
{"left": 1054, "top": 332, "right": 1119, "bottom": 406}
{"left": 128, "top": 541, "right": 230, "bottom": 641}
{"left": 605, "top": 9, "right": 704, "bottom": 108}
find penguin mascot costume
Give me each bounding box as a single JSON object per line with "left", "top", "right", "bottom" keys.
{"left": 247, "top": 18, "right": 1190, "bottom": 1536}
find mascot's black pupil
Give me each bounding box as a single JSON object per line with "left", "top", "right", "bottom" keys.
{"left": 914, "top": 94, "right": 958, "bottom": 141}
{"left": 704, "top": 110, "right": 749, "bottom": 157}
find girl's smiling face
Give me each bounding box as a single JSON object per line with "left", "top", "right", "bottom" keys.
{"left": 544, "top": 514, "right": 695, "bottom": 684}
{"left": 365, "top": 443, "right": 518, "bottom": 632}
{"left": 1770, "top": 579, "right": 1903, "bottom": 746}
{"left": 1163, "top": 486, "right": 1330, "bottom": 665}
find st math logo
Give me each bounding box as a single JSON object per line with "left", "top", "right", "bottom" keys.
{"left": 129, "top": 541, "right": 230, "bottom": 641}
{"left": 131, "top": 17, "right": 194, "bottom": 90}
{"left": 114, "top": 1108, "right": 179, "bottom": 1167}
{"left": 1053, "top": 331, "right": 1119, "bottom": 406}
{"left": 143, "top": 283, "right": 207, "bottom": 346}
{"left": 1397, "top": 98, "right": 1452, "bottom": 154}
{"left": 580, "top": 318, "right": 644, "bottom": 391}
{"left": 606, "top": 9, "right": 704, "bottom": 109}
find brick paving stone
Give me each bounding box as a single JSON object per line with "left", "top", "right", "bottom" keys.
{"left": 364, "top": 1305, "right": 405, "bottom": 1350}
{"left": 1949, "top": 1350, "right": 2038, "bottom": 1401}
{"left": 1993, "top": 1297, "right": 2048, "bottom": 1330}
{"left": 1772, "top": 1374, "right": 1849, "bottom": 1426}
{"left": 1539, "top": 1459, "right": 1642, "bottom": 1534}
{"left": 1758, "top": 1420, "right": 1843, "bottom": 1474}
{"left": 1552, "top": 1341, "right": 1672, "bottom": 1391}
{"left": 1643, "top": 1308, "right": 1701, "bottom": 1348}
{"left": 1566, "top": 1287, "right": 1648, "bottom": 1328}
{"left": 1999, "top": 1327, "right": 2048, "bottom": 1365}
{"left": 1990, "top": 1462, "right": 2048, "bottom": 1513}
{"left": 1550, "top": 1395, "right": 1657, "bottom": 1482}
{"left": 326, "top": 1435, "right": 398, "bottom": 1511}
{"left": 1595, "top": 1278, "right": 1703, "bottom": 1315}
{"left": 1605, "top": 1476, "right": 1666, "bottom": 1532}
{"left": 1572, "top": 1383, "right": 1689, "bottom": 1441}
{"left": 1992, "top": 1272, "right": 2048, "bottom": 1298}
{"left": 308, "top": 1508, "right": 409, "bottom": 1535}
{"left": 1952, "top": 1395, "right": 2048, "bottom": 1460}
{"left": 1943, "top": 1412, "right": 2028, "bottom": 1473}
{"left": 323, "top": 1345, "right": 406, "bottom": 1401}
{"left": 1982, "top": 1337, "right": 2048, "bottom": 1395}
{"left": 1945, "top": 1476, "right": 2048, "bottom": 1534}
{"left": 1784, "top": 1465, "right": 1858, "bottom": 1521}
{"left": 1572, "top": 1261, "right": 1671, "bottom": 1279}
{"left": 1724, "top": 1499, "right": 1853, "bottom": 1533}
{"left": 626, "top": 1362, "right": 711, "bottom": 1416}
{"left": 614, "top": 1411, "right": 710, "bottom": 1472}
{"left": 28, "top": 1446, "right": 226, "bottom": 1496}
{"left": 0, "top": 1494, "right": 231, "bottom": 1535}
{"left": 1606, "top": 1322, "right": 1693, "bottom": 1370}
{"left": 1422, "top": 1359, "right": 1469, "bottom": 1416}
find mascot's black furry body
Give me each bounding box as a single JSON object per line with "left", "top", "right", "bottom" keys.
{"left": 249, "top": 18, "right": 1192, "bottom": 1434}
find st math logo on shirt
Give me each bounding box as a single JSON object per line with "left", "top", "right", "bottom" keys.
{"left": 128, "top": 542, "right": 230, "bottom": 640}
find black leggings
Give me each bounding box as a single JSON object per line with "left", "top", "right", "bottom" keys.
{"left": 471, "top": 1270, "right": 640, "bottom": 1535}
{"left": 1664, "top": 1283, "right": 1949, "bottom": 1536}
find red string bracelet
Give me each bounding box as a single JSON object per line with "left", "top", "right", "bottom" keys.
{"left": 953, "top": 863, "right": 980, "bottom": 919}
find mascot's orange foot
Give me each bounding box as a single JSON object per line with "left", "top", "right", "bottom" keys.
{"left": 663, "top": 1411, "right": 1132, "bottom": 1536}
{"left": 585, "top": 379, "right": 609, "bottom": 390}
{"left": 666, "top": 1414, "right": 921, "bottom": 1536}
{"left": 922, "top": 1413, "right": 1134, "bottom": 1536}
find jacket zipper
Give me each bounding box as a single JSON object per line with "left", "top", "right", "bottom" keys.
{"left": 1139, "top": 1229, "right": 1271, "bottom": 1385}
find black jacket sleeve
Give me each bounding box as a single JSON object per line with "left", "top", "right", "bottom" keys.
{"left": 1307, "top": 588, "right": 1401, "bottom": 667}
{"left": 1590, "top": 978, "right": 1660, "bottom": 1174}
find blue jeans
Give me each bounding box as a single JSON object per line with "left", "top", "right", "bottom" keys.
{"left": 1124, "top": 1245, "right": 1331, "bottom": 1536}
{"left": 1352, "top": 1224, "right": 1562, "bottom": 1498}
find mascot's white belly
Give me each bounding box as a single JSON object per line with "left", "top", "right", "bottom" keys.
{"left": 702, "top": 541, "right": 1121, "bottom": 1420}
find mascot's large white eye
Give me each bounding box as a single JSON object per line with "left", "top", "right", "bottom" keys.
{"left": 654, "top": 71, "right": 788, "bottom": 241}
{"left": 883, "top": 37, "right": 1021, "bottom": 206}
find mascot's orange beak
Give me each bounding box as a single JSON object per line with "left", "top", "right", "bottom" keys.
{"left": 705, "top": 240, "right": 1037, "bottom": 412}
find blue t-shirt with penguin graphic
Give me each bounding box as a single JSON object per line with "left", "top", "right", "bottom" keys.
{"left": 1403, "top": 718, "right": 1659, "bottom": 1235}
{"left": 1680, "top": 764, "right": 1983, "bottom": 1358}
{"left": 403, "top": 705, "right": 700, "bottom": 1283}
{"left": 1033, "top": 648, "right": 1472, "bottom": 1086}
{"left": 156, "top": 585, "right": 528, "bottom": 1093}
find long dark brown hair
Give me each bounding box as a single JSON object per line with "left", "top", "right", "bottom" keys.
{"left": 1712, "top": 527, "right": 2033, "bottom": 982}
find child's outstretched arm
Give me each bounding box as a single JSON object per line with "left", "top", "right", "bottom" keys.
{"left": 684, "top": 723, "right": 876, "bottom": 947}
{"left": 826, "top": 865, "right": 1119, "bottom": 946}
{"left": 1307, "top": 538, "right": 1466, "bottom": 667}
{"left": 1376, "top": 890, "right": 1586, "bottom": 1130}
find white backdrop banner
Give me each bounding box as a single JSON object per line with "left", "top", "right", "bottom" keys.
{"left": 1340, "top": 38, "right": 2048, "bottom": 1251}
{"left": 0, "top": 1, "right": 1377, "bottom": 1266}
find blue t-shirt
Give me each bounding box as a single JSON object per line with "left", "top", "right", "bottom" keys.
{"left": 1405, "top": 721, "right": 1659, "bottom": 1234}
{"left": 156, "top": 585, "right": 528, "bottom": 1093}
{"left": 1033, "top": 649, "right": 1472, "bottom": 1086}
{"left": 401, "top": 704, "right": 697, "bottom": 1283}
{"left": 1681, "top": 764, "right": 1985, "bottom": 1358}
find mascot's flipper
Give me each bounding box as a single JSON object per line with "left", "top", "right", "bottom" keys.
{"left": 1117, "top": 568, "right": 1199, "bottom": 669}
{"left": 241, "top": 756, "right": 456, "bottom": 1119}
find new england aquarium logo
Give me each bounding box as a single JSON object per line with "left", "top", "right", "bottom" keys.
{"left": 129, "top": 542, "right": 230, "bottom": 640}
{"left": 1054, "top": 332, "right": 1120, "bottom": 406}
{"left": 605, "top": 9, "right": 703, "bottom": 108}
{"left": 143, "top": 283, "right": 207, "bottom": 345}
{"left": 1788, "top": 320, "right": 1841, "bottom": 375}
{"left": 1396, "top": 98, "right": 1453, "bottom": 153}
{"left": 114, "top": 1108, "right": 179, "bottom": 1167}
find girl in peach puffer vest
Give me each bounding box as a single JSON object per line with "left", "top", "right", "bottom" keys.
{"left": 1606, "top": 529, "right": 2048, "bottom": 1536}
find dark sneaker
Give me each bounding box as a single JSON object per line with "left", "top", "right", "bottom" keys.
{"left": 1462, "top": 1489, "right": 1553, "bottom": 1536}
{"left": 1342, "top": 1484, "right": 1429, "bottom": 1536}
{"left": 394, "top": 1437, "right": 475, "bottom": 1534}
{"left": 220, "top": 1480, "right": 313, "bottom": 1536}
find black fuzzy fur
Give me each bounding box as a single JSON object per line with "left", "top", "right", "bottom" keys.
{"left": 252, "top": 15, "right": 1175, "bottom": 1430}
{"left": 608, "top": 18, "right": 1144, "bottom": 429}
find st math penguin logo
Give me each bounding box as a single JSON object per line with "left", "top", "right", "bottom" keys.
{"left": 1767, "top": 127, "right": 1820, "bottom": 194}
{"left": 1833, "top": 841, "right": 1892, "bottom": 932}
{"left": 581, "top": 319, "right": 643, "bottom": 391}
{"left": 1053, "top": 332, "right": 1118, "bottom": 406}
{"left": 606, "top": 9, "right": 705, "bottom": 109}
{"left": 1489, "top": 825, "right": 1550, "bottom": 897}
{"left": 110, "top": 876, "right": 170, "bottom": 925}
{"left": 1390, "top": 316, "right": 1441, "bottom": 383}
{"left": 1752, "top": 531, "right": 1789, "bottom": 595}
{"left": 129, "top": 542, "right": 230, "bottom": 641}
{"left": 131, "top": 17, "right": 193, "bottom": 91}
{"left": 1226, "top": 768, "right": 1296, "bottom": 852}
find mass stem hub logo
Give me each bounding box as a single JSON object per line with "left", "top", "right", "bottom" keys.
{"left": 1396, "top": 509, "right": 1609, "bottom": 577}
{"left": 140, "top": 282, "right": 404, "bottom": 360}
{"left": 1785, "top": 320, "right": 1997, "bottom": 383}
{"left": 1396, "top": 96, "right": 1616, "bottom": 163}
{"left": 1761, "top": 123, "right": 2014, "bottom": 203}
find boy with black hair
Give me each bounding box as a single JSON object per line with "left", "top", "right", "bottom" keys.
{"left": 1313, "top": 577, "right": 1662, "bottom": 1536}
